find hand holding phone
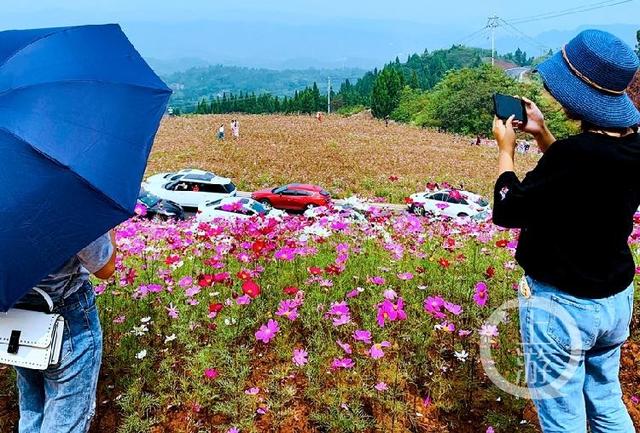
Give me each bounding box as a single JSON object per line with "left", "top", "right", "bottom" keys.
{"left": 493, "top": 93, "right": 527, "bottom": 124}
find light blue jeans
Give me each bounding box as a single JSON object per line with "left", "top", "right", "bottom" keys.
{"left": 14, "top": 282, "right": 103, "bottom": 433}
{"left": 519, "top": 276, "right": 634, "bottom": 433}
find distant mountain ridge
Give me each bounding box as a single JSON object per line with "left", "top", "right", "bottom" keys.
{"left": 163, "top": 65, "right": 366, "bottom": 110}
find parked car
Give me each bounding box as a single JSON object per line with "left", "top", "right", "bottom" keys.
{"left": 196, "top": 197, "right": 285, "bottom": 222}
{"left": 304, "top": 204, "right": 366, "bottom": 222}
{"left": 408, "top": 189, "right": 491, "bottom": 220}
{"left": 145, "top": 172, "right": 237, "bottom": 209}
{"left": 138, "top": 187, "right": 185, "bottom": 220}
{"left": 145, "top": 168, "right": 218, "bottom": 187}
{"left": 252, "top": 183, "right": 331, "bottom": 212}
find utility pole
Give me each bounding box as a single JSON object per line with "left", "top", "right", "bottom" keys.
{"left": 487, "top": 16, "right": 500, "bottom": 66}
{"left": 327, "top": 77, "right": 331, "bottom": 114}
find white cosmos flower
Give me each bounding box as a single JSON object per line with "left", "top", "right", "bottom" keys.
{"left": 454, "top": 350, "right": 469, "bottom": 363}
{"left": 136, "top": 349, "right": 147, "bottom": 360}
{"left": 164, "top": 334, "right": 177, "bottom": 344}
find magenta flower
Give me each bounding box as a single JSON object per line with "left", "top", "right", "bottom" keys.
{"left": 292, "top": 348, "right": 308, "bottom": 366}
{"left": 473, "top": 282, "right": 489, "bottom": 307}
{"left": 204, "top": 368, "right": 219, "bottom": 380}
{"left": 244, "top": 387, "right": 260, "bottom": 395}
{"left": 331, "top": 357, "right": 355, "bottom": 369}
{"left": 166, "top": 303, "right": 179, "bottom": 319}
{"left": 353, "top": 329, "right": 372, "bottom": 344}
{"left": 369, "top": 276, "right": 386, "bottom": 285}
{"left": 255, "top": 319, "right": 280, "bottom": 343}
{"left": 443, "top": 301, "right": 463, "bottom": 316}
{"left": 424, "top": 296, "right": 446, "bottom": 319}
{"left": 227, "top": 428, "right": 240, "bottom": 433}
{"left": 377, "top": 297, "right": 406, "bottom": 327}
{"left": 368, "top": 341, "right": 391, "bottom": 359}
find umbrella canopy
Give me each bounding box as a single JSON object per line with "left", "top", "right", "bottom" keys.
{"left": 0, "top": 24, "right": 172, "bottom": 310}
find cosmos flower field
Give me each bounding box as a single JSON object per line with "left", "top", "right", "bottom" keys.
{"left": 88, "top": 205, "right": 638, "bottom": 433}
{"left": 0, "top": 115, "right": 638, "bottom": 432}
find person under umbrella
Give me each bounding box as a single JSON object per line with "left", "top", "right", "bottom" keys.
{"left": 0, "top": 24, "right": 171, "bottom": 433}
{"left": 492, "top": 30, "right": 639, "bottom": 432}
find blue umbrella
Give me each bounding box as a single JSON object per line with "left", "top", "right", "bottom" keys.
{"left": 0, "top": 24, "right": 172, "bottom": 311}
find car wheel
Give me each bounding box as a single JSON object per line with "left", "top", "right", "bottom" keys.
{"left": 415, "top": 206, "right": 426, "bottom": 216}
{"left": 457, "top": 212, "right": 469, "bottom": 218}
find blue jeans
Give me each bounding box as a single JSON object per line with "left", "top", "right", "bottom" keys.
{"left": 14, "top": 282, "right": 103, "bottom": 433}
{"left": 519, "top": 276, "right": 634, "bottom": 433}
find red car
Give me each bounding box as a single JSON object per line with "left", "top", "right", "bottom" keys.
{"left": 252, "top": 184, "right": 331, "bottom": 211}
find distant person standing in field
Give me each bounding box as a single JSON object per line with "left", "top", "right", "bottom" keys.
{"left": 231, "top": 119, "right": 239, "bottom": 139}
{"left": 492, "top": 30, "right": 639, "bottom": 433}
{"left": 217, "top": 124, "right": 225, "bottom": 141}
{"left": 316, "top": 111, "right": 323, "bottom": 122}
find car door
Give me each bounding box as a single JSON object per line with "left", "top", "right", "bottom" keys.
{"left": 425, "top": 193, "right": 446, "bottom": 214}
{"left": 279, "top": 190, "right": 298, "bottom": 210}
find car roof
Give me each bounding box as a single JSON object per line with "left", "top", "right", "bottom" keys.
{"left": 285, "top": 183, "right": 323, "bottom": 192}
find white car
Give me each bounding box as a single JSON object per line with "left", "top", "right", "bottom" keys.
{"left": 145, "top": 171, "right": 237, "bottom": 209}
{"left": 304, "top": 204, "right": 367, "bottom": 222}
{"left": 145, "top": 168, "right": 219, "bottom": 187}
{"left": 197, "top": 197, "right": 285, "bottom": 222}
{"left": 408, "top": 189, "right": 491, "bottom": 220}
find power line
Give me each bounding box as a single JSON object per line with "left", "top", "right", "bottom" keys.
{"left": 505, "top": 0, "right": 633, "bottom": 24}
{"left": 498, "top": 19, "right": 550, "bottom": 53}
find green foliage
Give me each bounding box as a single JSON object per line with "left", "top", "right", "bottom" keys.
{"left": 336, "top": 104, "right": 367, "bottom": 116}
{"left": 194, "top": 82, "right": 326, "bottom": 115}
{"left": 419, "top": 65, "right": 531, "bottom": 135}
{"left": 393, "top": 65, "right": 578, "bottom": 138}
{"left": 371, "top": 67, "right": 404, "bottom": 119}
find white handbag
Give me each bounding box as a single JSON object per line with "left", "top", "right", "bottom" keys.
{"left": 0, "top": 288, "right": 65, "bottom": 370}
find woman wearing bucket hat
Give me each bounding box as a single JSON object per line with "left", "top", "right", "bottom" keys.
{"left": 492, "top": 30, "right": 639, "bottom": 432}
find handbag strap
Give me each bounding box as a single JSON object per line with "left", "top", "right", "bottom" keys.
{"left": 31, "top": 288, "right": 54, "bottom": 313}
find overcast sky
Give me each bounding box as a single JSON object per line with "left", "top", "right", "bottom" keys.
{"left": 2, "top": 1, "right": 637, "bottom": 69}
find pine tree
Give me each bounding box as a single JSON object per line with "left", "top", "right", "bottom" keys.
{"left": 371, "top": 67, "right": 403, "bottom": 118}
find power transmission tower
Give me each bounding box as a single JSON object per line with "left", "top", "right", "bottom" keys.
{"left": 327, "top": 77, "right": 332, "bottom": 114}
{"left": 487, "top": 16, "right": 500, "bottom": 66}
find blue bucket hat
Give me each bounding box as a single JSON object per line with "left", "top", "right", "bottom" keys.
{"left": 536, "top": 29, "right": 640, "bottom": 128}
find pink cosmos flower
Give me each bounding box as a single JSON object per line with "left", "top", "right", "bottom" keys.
{"left": 383, "top": 289, "right": 397, "bottom": 300}
{"left": 204, "top": 368, "right": 219, "bottom": 380}
{"left": 255, "top": 319, "right": 280, "bottom": 343}
{"left": 443, "top": 301, "right": 463, "bottom": 316}
{"left": 331, "top": 357, "right": 355, "bottom": 369}
{"left": 631, "top": 395, "right": 640, "bottom": 405}
{"left": 227, "top": 427, "right": 240, "bottom": 433}
{"left": 473, "top": 282, "right": 489, "bottom": 307}
{"left": 244, "top": 387, "right": 260, "bottom": 395}
{"left": 377, "top": 298, "right": 406, "bottom": 327}
{"left": 353, "top": 329, "right": 372, "bottom": 344}
{"left": 236, "top": 295, "right": 251, "bottom": 305}
{"left": 368, "top": 341, "right": 391, "bottom": 359}
{"left": 134, "top": 203, "right": 147, "bottom": 216}
{"left": 423, "top": 395, "right": 432, "bottom": 407}
{"left": 486, "top": 428, "right": 495, "bottom": 433}
{"left": 458, "top": 330, "right": 472, "bottom": 337}
{"left": 292, "top": 348, "right": 308, "bottom": 366}
{"left": 336, "top": 340, "right": 352, "bottom": 354}
{"left": 166, "top": 303, "right": 179, "bottom": 319}
{"left": 479, "top": 324, "right": 499, "bottom": 338}
{"left": 178, "top": 276, "right": 193, "bottom": 288}
{"left": 374, "top": 382, "right": 388, "bottom": 391}
{"left": 397, "top": 272, "right": 414, "bottom": 281}
{"left": 369, "top": 276, "right": 386, "bottom": 285}
{"left": 424, "top": 296, "right": 446, "bottom": 319}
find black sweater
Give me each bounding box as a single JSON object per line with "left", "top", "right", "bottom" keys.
{"left": 493, "top": 132, "right": 640, "bottom": 298}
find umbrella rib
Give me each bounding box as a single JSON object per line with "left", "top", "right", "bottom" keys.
{"left": 0, "top": 126, "right": 130, "bottom": 215}
{"left": 0, "top": 79, "right": 171, "bottom": 98}
{"left": 0, "top": 27, "right": 69, "bottom": 70}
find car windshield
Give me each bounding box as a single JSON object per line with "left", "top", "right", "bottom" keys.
{"left": 273, "top": 186, "right": 287, "bottom": 194}
{"left": 250, "top": 202, "right": 267, "bottom": 214}
{"left": 138, "top": 190, "right": 159, "bottom": 207}
{"left": 475, "top": 198, "right": 490, "bottom": 207}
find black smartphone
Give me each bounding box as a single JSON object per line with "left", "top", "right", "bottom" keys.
{"left": 493, "top": 93, "right": 527, "bottom": 124}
